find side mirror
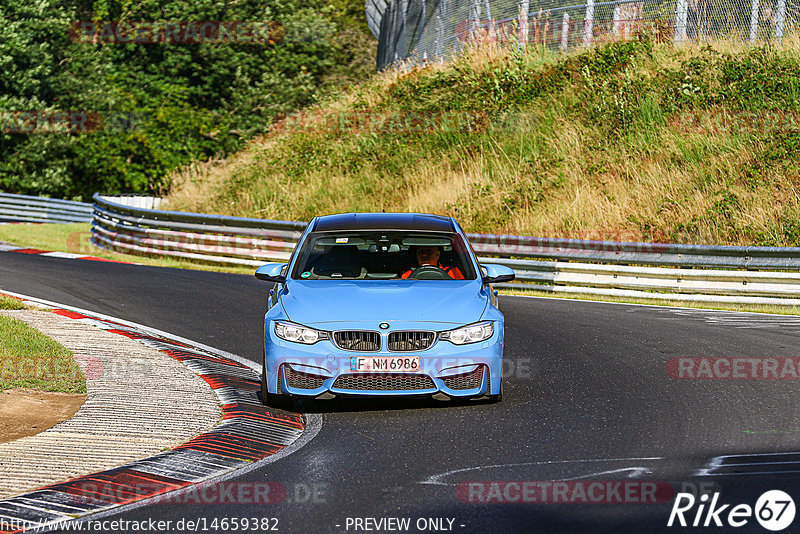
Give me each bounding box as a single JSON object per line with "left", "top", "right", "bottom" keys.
{"left": 255, "top": 263, "right": 288, "bottom": 284}
{"left": 480, "top": 263, "right": 515, "bottom": 285}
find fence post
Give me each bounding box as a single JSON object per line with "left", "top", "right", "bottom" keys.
{"left": 674, "top": 0, "right": 688, "bottom": 42}
{"left": 561, "top": 12, "right": 570, "bottom": 50}
{"left": 484, "top": 0, "right": 495, "bottom": 38}
{"left": 749, "top": 0, "right": 760, "bottom": 42}
{"left": 419, "top": 0, "right": 426, "bottom": 63}
{"left": 519, "top": 0, "right": 530, "bottom": 47}
{"left": 436, "top": 0, "right": 445, "bottom": 59}
{"left": 612, "top": 3, "right": 621, "bottom": 38}
{"left": 583, "top": 0, "right": 594, "bottom": 46}
{"left": 396, "top": 0, "right": 408, "bottom": 60}
{"left": 775, "top": 0, "right": 786, "bottom": 41}
{"left": 470, "top": 0, "right": 481, "bottom": 40}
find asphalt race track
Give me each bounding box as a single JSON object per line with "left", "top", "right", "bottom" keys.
{"left": 3, "top": 252, "right": 800, "bottom": 533}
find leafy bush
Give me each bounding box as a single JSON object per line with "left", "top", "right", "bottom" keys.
{"left": 0, "top": 0, "right": 375, "bottom": 200}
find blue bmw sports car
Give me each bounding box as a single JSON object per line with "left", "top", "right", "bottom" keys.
{"left": 255, "top": 212, "right": 515, "bottom": 409}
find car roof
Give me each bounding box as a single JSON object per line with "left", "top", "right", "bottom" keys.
{"left": 311, "top": 213, "right": 456, "bottom": 233}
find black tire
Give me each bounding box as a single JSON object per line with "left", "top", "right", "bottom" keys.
{"left": 261, "top": 344, "right": 269, "bottom": 405}
{"left": 486, "top": 382, "right": 503, "bottom": 403}
{"left": 485, "top": 370, "right": 503, "bottom": 403}
{"left": 261, "top": 371, "right": 269, "bottom": 405}
{"left": 264, "top": 365, "right": 297, "bottom": 411}
{"left": 266, "top": 392, "right": 297, "bottom": 411}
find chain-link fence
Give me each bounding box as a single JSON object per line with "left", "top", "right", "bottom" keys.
{"left": 366, "top": 0, "right": 800, "bottom": 69}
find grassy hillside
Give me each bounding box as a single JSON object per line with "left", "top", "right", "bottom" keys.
{"left": 165, "top": 38, "right": 800, "bottom": 246}
{"left": 0, "top": 0, "right": 376, "bottom": 200}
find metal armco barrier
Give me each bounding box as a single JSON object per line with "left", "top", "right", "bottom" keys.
{"left": 91, "top": 194, "right": 800, "bottom": 305}
{"left": 91, "top": 194, "right": 305, "bottom": 267}
{"left": 0, "top": 192, "right": 93, "bottom": 223}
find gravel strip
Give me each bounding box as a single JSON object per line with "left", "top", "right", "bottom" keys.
{"left": 0, "top": 310, "right": 222, "bottom": 498}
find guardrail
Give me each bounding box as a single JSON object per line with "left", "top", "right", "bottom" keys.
{"left": 0, "top": 192, "right": 93, "bottom": 223}
{"left": 91, "top": 194, "right": 305, "bottom": 267}
{"left": 90, "top": 194, "right": 800, "bottom": 306}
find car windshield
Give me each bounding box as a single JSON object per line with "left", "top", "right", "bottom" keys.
{"left": 290, "top": 231, "right": 477, "bottom": 280}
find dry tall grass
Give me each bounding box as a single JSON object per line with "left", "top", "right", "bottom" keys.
{"left": 165, "top": 35, "right": 800, "bottom": 246}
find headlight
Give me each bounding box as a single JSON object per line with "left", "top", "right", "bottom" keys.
{"left": 439, "top": 321, "right": 494, "bottom": 345}
{"left": 274, "top": 321, "right": 329, "bottom": 344}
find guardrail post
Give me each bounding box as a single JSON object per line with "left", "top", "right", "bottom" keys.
{"left": 674, "top": 0, "right": 688, "bottom": 42}
{"left": 775, "top": 0, "right": 786, "bottom": 41}
{"left": 519, "top": 0, "right": 530, "bottom": 47}
{"left": 561, "top": 12, "right": 570, "bottom": 50}
{"left": 749, "top": 0, "right": 760, "bottom": 42}
{"left": 583, "top": 0, "right": 594, "bottom": 47}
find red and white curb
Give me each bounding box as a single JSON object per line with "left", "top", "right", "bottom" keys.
{"left": 0, "top": 290, "right": 315, "bottom": 533}
{"left": 0, "top": 243, "right": 132, "bottom": 264}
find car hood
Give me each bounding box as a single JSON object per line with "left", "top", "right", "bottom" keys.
{"left": 280, "top": 279, "right": 488, "bottom": 327}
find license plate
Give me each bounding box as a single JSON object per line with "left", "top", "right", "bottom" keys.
{"left": 349, "top": 356, "right": 420, "bottom": 373}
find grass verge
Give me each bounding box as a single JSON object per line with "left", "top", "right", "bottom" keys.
{"left": 0, "top": 295, "right": 27, "bottom": 311}
{"left": 0, "top": 314, "right": 86, "bottom": 394}
{"left": 0, "top": 223, "right": 253, "bottom": 275}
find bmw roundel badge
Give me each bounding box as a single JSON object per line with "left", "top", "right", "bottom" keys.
{"left": 379, "top": 322, "right": 390, "bottom": 330}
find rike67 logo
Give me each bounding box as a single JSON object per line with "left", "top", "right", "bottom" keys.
{"left": 668, "top": 490, "right": 795, "bottom": 531}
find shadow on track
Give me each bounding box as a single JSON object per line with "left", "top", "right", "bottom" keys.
{"left": 260, "top": 393, "right": 498, "bottom": 414}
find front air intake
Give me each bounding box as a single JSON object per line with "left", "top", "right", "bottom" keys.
{"left": 333, "top": 331, "right": 381, "bottom": 351}
{"left": 387, "top": 331, "right": 435, "bottom": 352}
{"left": 333, "top": 373, "right": 435, "bottom": 391}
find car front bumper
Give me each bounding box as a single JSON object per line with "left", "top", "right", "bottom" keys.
{"left": 263, "top": 321, "right": 503, "bottom": 398}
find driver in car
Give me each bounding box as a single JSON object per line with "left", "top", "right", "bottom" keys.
{"left": 400, "top": 245, "right": 465, "bottom": 279}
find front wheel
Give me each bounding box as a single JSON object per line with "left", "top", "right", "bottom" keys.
{"left": 485, "top": 371, "right": 503, "bottom": 403}
{"left": 266, "top": 392, "right": 297, "bottom": 411}
{"left": 261, "top": 345, "right": 270, "bottom": 405}
{"left": 486, "top": 383, "right": 503, "bottom": 403}
{"left": 262, "top": 365, "right": 297, "bottom": 411}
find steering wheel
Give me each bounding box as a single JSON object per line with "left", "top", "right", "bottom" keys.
{"left": 408, "top": 265, "right": 450, "bottom": 280}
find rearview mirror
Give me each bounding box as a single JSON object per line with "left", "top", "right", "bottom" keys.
{"left": 480, "top": 263, "right": 515, "bottom": 285}
{"left": 255, "top": 263, "right": 288, "bottom": 284}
